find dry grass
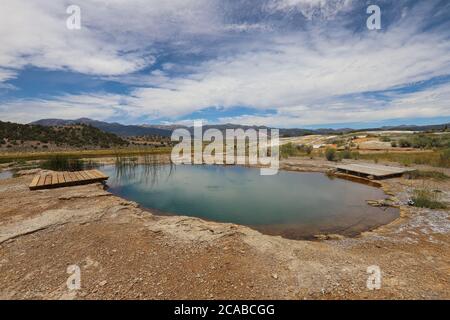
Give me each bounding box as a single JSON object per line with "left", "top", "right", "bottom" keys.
{"left": 412, "top": 189, "right": 447, "bottom": 209}
{"left": 0, "top": 147, "right": 172, "bottom": 164}
{"left": 404, "top": 170, "right": 449, "bottom": 181}
{"left": 358, "top": 150, "right": 448, "bottom": 168}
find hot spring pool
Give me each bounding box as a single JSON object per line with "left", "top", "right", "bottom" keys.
{"left": 103, "top": 164, "right": 398, "bottom": 239}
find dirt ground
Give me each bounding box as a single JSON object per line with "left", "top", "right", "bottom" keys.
{"left": 0, "top": 159, "right": 449, "bottom": 300}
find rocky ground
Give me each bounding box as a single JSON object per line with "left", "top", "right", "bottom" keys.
{"left": 0, "top": 160, "right": 449, "bottom": 300}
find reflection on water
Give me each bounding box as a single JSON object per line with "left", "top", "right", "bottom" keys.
{"left": 0, "top": 170, "right": 13, "bottom": 180}
{"left": 103, "top": 162, "right": 399, "bottom": 240}
{"left": 113, "top": 155, "right": 175, "bottom": 187}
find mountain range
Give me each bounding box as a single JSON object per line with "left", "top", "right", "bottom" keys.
{"left": 31, "top": 118, "right": 450, "bottom": 138}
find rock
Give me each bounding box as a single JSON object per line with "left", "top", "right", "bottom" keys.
{"left": 327, "top": 234, "right": 345, "bottom": 240}
{"left": 272, "top": 273, "right": 278, "bottom": 280}
{"left": 15, "top": 169, "right": 41, "bottom": 176}
{"left": 366, "top": 199, "right": 385, "bottom": 207}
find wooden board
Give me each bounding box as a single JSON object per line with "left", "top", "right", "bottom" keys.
{"left": 29, "top": 170, "right": 109, "bottom": 190}
{"left": 336, "top": 163, "right": 415, "bottom": 179}
{"left": 29, "top": 175, "right": 40, "bottom": 189}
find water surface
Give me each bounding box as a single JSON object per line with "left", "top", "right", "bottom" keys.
{"left": 0, "top": 170, "right": 13, "bottom": 180}
{"left": 103, "top": 164, "right": 398, "bottom": 239}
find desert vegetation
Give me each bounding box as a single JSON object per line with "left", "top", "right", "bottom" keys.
{"left": 0, "top": 121, "right": 128, "bottom": 150}
{"left": 392, "top": 133, "right": 450, "bottom": 149}
{"left": 0, "top": 147, "right": 172, "bottom": 165}
{"left": 411, "top": 188, "right": 447, "bottom": 209}
{"left": 359, "top": 149, "right": 450, "bottom": 168}
{"left": 404, "top": 170, "right": 449, "bottom": 181}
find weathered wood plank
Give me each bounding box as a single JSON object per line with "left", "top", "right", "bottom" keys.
{"left": 79, "top": 171, "right": 92, "bottom": 180}
{"left": 61, "top": 172, "right": 68, "bottom": 182}
{"left": 92, "top": 169, "right": 108, "bottom": 179}
{"left": 67, "top": 172, "right": 77, "bottom": 182}
{"left": 88, "top": 170, "right": 101, "bottom": 178}
{"left": 83, "top": 170, "right": 97, "bottom": 179}
{"left": 29, "top": 170, "right": 109, "bottom": 190}
{"left": 30, "top": 175, "right": 40, "bottom": 188}
{"left": 74, "top": 171, "right": 84, "bottom": 181}
{"left": 37, "top": 175, "right": 46, "bottom": 187}
{"left": 51, "top": 173, "right": 58, "bottom": 185}
{"left": 336, "top": 163, "right": 415, "bottom": 179}
{"left": 44, "top": 175, "right": 52, "bottom": 185}
{"left": 57, "top": 172, "right": 65, "bottom": 184}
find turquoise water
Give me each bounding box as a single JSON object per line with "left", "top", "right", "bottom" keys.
{"left": 103, "top": 164, "right": 398, "bottom": 239}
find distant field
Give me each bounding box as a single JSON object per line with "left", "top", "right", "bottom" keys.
{"left": 359, "top": 151, "right": 448, "bottom": 168}
{"left": 0, "top": 147, "right": 172, "bottom": 164}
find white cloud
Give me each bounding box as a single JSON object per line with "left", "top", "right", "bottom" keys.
{"left": 126, "top": 19, "right": 450, "bottom": 120}
{"left": 0, "top": 0, "right": 220, "bottom": 76}
{"left": 215, "top": 83, "right": 450, "bottom": 127}
{"left": 0, "top": 94, "right": 123, "bottom": 123}
{"left": 0, "top": 0, "right": 449, "bottom": 127}
{"left": 0, "top": 69, "right": 17, "bottom": 83}
{"left": 265, "top": 0, "right": 354, "bottom": 19}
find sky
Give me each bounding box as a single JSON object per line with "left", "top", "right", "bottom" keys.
{"left": 0, "top": 0, "right": 449, "bottom": 128}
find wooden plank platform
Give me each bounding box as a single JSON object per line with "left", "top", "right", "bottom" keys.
{"left": 335, "top": 163, "right": 415, "bottom": 179}
{"left": 29, "top": 169, "right": 108, "bottom": 190}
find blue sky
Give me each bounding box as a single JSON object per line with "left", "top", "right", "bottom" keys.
{"left": 0, "top": 0, "right": 449, "bottom": 128}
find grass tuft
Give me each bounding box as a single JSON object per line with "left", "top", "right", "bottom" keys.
{"left": 405, "top": 170, "right": 449, "bottom": 181}
{"left": 411, "top": 189, "right": 447, "bottom": 209}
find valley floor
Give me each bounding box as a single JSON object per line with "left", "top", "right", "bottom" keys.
{"left": 0, "top": 159, "right": 449, "bottom": 299}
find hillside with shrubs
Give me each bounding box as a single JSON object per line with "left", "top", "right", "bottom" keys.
{"left": 0, "top": 121, "right": 128, "bottom": 151}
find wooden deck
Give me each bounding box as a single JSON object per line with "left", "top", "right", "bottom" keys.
{"left": 335, "top": 163, "right": 415, "bottom": 179}
{"left": 29, "top": 169, "right": 108, "bottom": 190}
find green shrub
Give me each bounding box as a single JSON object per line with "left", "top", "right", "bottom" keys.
{"left": 329, "top": 139, "right": 346, "bottom": 147}
{"left": 392, "top": 134, "right": 450, "bottom": 150}
{"left": 325, "top": 148, "right": 337, "bottom": 161}
{"left": 339, "top": 149, "right": 352, "bottom": 159}
{"left": 391, "top": 141, "right": 397, "bottom": 147}
{"left": 380, "top": 136, "right": 391, "bottom": 142}
{"left": 298, "top": 144, "right": 313, "bottom": 155}
{"left": 280, "top": 143, "right": 314, "bottom": 158}
{"left": 280, "top": 142, "right": 297, "bottom": 159}
{"left": 399, "top": 139, "right": 411, "bottom": 148}
{"left": 411, "top": 189, "right": 446, "bottom": 209}
{"left": 338, "top": 149, "right": 360, "bottom": 160}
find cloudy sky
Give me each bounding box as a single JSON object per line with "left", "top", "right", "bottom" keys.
{"left": 0, "top": 0, "right": 449, "bottom": 128}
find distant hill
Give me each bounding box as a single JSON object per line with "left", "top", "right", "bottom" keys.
{"left": 0, "top": 121, "right": 128, "bottom": 150}
{"left": 32, "top": 118, "right": 172, "bottom": 137}
{"left": 364, "top": 123, "right": 450, "bottom": 132}
{"left": 31, "top": 118, "right": 450, "bottom": 138}
{"left": 33, "top": 119, "right": 316, "bottom": 137}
